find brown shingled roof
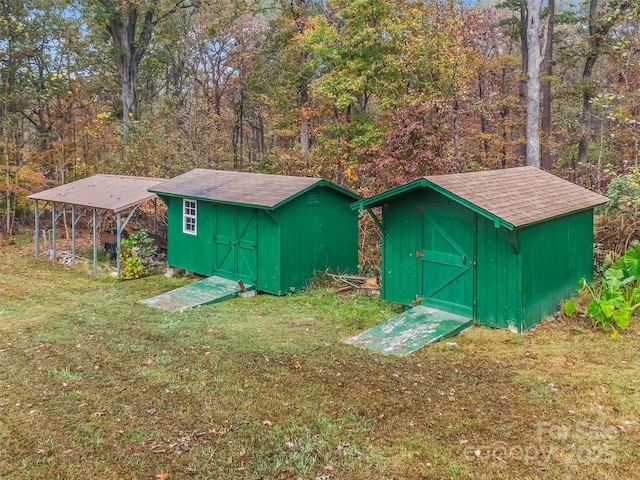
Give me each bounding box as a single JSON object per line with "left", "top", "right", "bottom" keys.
{"left": 149, "top": 169, "right": 358, "bottom": 208}
{"left": 425, "top": 166, "right": 608, "bottom": 227}
{"left": 28, "top": 174, "right": 162, "bottom": 213}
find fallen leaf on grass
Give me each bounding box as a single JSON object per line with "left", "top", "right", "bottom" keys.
{"left": 263, "top": 420, "right": 273, "bottom": 426}
{"left": 155, "top": 471, "right": 167, "bottom": 480}
{"left": 142, "top": 354, "right": 159, "bottom": 366}
{"left": 209, "top": 426, "right": 228, "bottom": 435}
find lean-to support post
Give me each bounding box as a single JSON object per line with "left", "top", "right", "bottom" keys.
{"left": 115, "top": 207, "right": 137, "bottom": 278}
{"left": 50, "top": 205, "right": 65, "bottom": 263}
{"left": 71, "top": 206, "right": 76, "bottom": 267}
{"left": 52, "top": 203, "right": 57, "bottom": 261}
{"left": 71, "top": 207, "right": 83, "bottom": 268}
{"left": 116, "top": 211, "right": 122, "bottom": 277}
{"left": 93, "top": 209, "right": 98, "bottom": 275}
{"left": 92, "top": 210, "right": 107, "bottom": 275}
{"left": 35, "top": 200, "right": 39, "bottom": 257}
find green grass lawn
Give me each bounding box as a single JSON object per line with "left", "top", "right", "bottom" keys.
{"left": 1, "top": 243, "right": 639, "bottom": 479}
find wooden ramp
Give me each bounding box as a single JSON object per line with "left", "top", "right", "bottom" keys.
{"left": 345, "top": 306, "right": 472, "bottom": 355}
{"left": 142, "top": 276, "right": 254, "bottom": 312}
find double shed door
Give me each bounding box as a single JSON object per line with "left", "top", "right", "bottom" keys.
{"left": 417, "top": 204, "right": 475, "bottom": 317}
{"left": 214, "top": 205, "right": 258, "bottom": 284}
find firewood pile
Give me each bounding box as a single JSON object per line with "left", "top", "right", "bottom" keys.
{"left": 43, "top": 250, "right": 89, "bottom": 266}
{"left": 328, "top": 273, "right": 380, "bottom": 295}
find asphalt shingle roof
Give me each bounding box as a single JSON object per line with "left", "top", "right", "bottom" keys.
{"left": 149, "top": 169, "right": 356, "bottom": 208}
{"left": 424, "top": 166, "right": 609, "bottom": 227}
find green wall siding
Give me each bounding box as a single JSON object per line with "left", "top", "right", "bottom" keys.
{"left": 381, "top": 195, "right": 420, "bottom": 305}
{"left": 255, "top": 211, "right": 282, "bottom": 294}
{"left": 279, "top": 187, "right": 359, "bottom": 294}
{"left": 160, "top": 187, "right": 358, "bottom": 295}
{"left": 378, "top": 188, "right": 595, "bottom": 332}
{"left": 518, "top": 209, "right": 594, "bottom": 330}
{"left": 475, "top": 217, "right": 520, "bottom": 330}
{"left": 162, "top": 195, "right": 217, "bottom": 277}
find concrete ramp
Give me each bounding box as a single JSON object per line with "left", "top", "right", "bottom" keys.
{"left": 143, "top": 276, "right": 254, "bottom": 312}
{"left": 345, "top": 305, "right": 472, "bottom": 355}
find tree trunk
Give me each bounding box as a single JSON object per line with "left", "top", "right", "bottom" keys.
{"left": 526, "top": 0, "right": 542, "bottom": 168}
{"left": 577, "top": 0, "right": 600, "bottom": 164}
{"left": 477, "top": 75, "right": 490, "bottom": 162}
{"left": 541, "top": 0, "right": 554, "bottom": 171}
{"left": 233, "top": 91, "right": 245, "bottom": 169}
{"left": 453, "top": 96, "right": 460, "bottom": 161}
{"left": 119, "top": 55, "right": 140, "bottom": 126}
{"left": 291, "top": 0, "right": 311, "bottom": 159}
{"left": 577, "top": 0, "right": 627, "bottom": 163}
{"left": 300, "top": 83, "right": 310, "bottom": 157}
{"left": 4, "top": 132, "right": 10, "bottom": 236}
{"left": 518, "top": 0, "right": 530, "bottom": 161}
{"left": 100, "top": 1, "right": 156, "bottom": 136}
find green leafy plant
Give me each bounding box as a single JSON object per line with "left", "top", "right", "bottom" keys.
{"left": 118, "top": 230, "right": 163, "bottom": 280}
{"left": 565, "top": 242, "right": 640, "bottom": 330}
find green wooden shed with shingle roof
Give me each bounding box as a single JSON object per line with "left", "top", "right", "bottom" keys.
{"left": 149, "top": 169, "right": 361, "bottom": 295}
{"left": 352, "top": 167, "right": 609, "bottom": 332}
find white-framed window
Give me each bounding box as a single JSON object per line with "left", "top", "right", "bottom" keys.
{"left": 183, "top": 199, "right": 197, "bottom": 235}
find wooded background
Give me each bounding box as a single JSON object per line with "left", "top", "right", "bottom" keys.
{"left": 1, "top": 0, "right": 639, "bottom": 235}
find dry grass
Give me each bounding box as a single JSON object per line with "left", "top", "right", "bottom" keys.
{"left": 1, "top": 243, "right": 639, "bottom": 479}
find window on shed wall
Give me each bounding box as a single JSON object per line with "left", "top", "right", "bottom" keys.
{"left": 183, "top": 199, "right": 197, "bottom": 235}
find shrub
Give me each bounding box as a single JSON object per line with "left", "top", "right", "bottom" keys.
{"left": 565, "top": 242, "right": 640, "bottom": 331}
{"left": 118, "top": 230, "right": 164, "bottom": 280}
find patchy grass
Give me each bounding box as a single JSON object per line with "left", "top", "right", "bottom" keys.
{"left": 1, "top": 244, "right": 639, "bottom": 479}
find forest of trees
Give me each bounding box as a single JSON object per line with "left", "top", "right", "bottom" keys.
{"left": 1, "top": 0, "right": 639, "bottom": 235}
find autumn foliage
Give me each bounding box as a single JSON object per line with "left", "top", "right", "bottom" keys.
{"left": 1, "top": 0, "right": 640, "bottom": 235}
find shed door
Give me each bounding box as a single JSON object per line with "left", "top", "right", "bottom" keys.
{"left": 418, "top": 205, "right": 475, "bottom": 317}
{"left": 214, "top": 206, "right": 258, "bottom": 284}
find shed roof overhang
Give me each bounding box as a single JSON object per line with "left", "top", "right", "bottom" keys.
{"left": 150, "top": 172, "right": 361, "bottom": 211}
{"left": 351, "top": 178, "right": 516, "bottom": 230}
{"left": 28, "top": 174, "right": 163, "bottom": 212}
{"left": 352, "top": 167, "right": 609, "bottom": 230}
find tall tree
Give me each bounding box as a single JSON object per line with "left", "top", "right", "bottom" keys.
{"left": 525, "top": 0, "right": 542, "bottom": 168}
{"left": 540, "top": 0, "right": 554, "bottom": 170}
{"left": 89, "top": 0, "right": 199, "bottom": 134}
{"left": 0, "top": 0, "right": 77, "bottom": 233}
{"left": 576, "top": 0, "right": 629, "bottom": 164}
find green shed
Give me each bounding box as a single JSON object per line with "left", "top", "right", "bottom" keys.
{"left": 149, "top": 169, "right": 360, "bottom": 295}
{"left": 353, "top": 167, "right": 608, "bottom": 332}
